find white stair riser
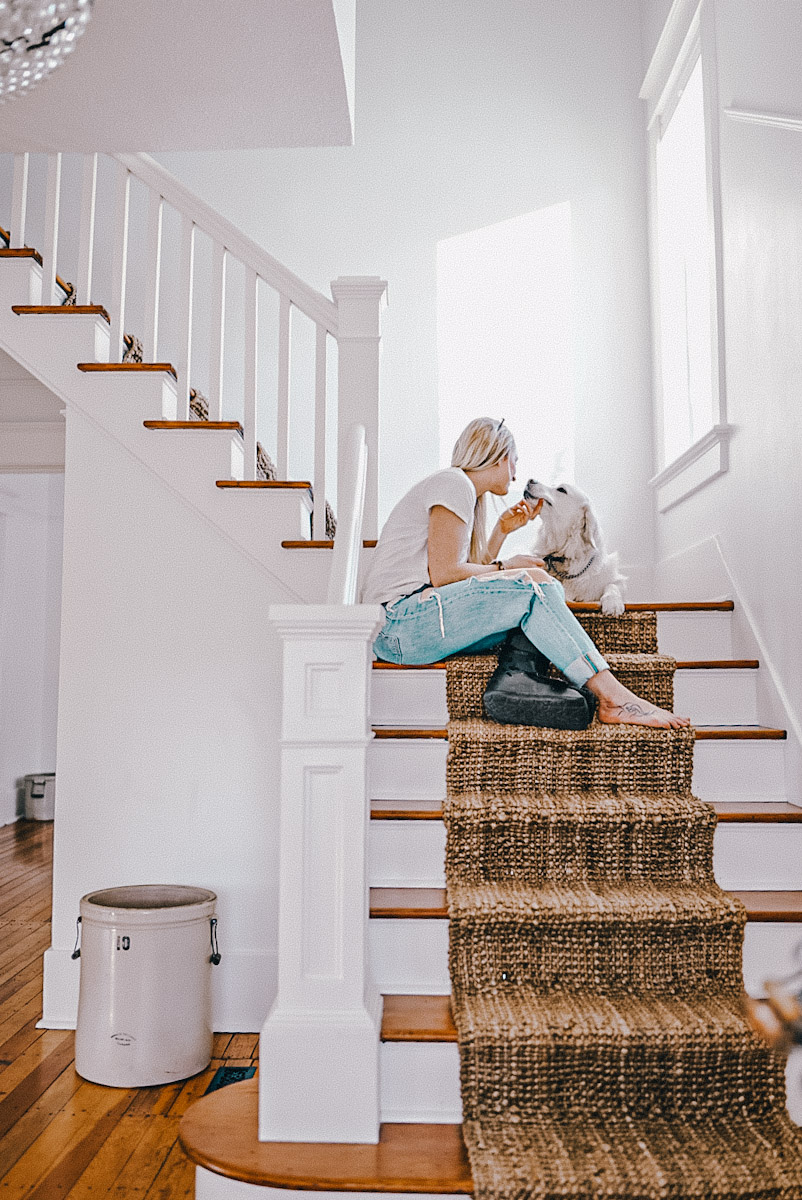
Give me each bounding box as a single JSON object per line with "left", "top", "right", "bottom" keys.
{"left": 195, "top": 1166, "right": 466, "bottom": 1200}
{"left": 378, "top": 1038, "right": 802, "bottom": 1128}
{"left": 657, "top": 611, "right": 732, "bottom": 659}
{"left": 9, "top": 312, "right": 110, "bottom": 365}
{"left": 369, "top": 738, "right": 786, "bottom": 803}
{"left": 371, "top": 918, "right": 802, "bottom": 1001}
{"left": 380, "top": 1041, "right": 461, "bottom": 1123}
{"left": 370, "top": 821, "right": 447, "bottom": 887}
{"left": 0, "top": 257, "right": 42, "bottom": 304}
{"left": 141, "top": 427, "right": 245, "bottom": 484}
{"left": 369, "top": 819, "right": 802, "bottom": 891}
{"left": 371, "top": 668, "right": 758, "bottom": 728}
{"left": 673, "top": 669, "right": 758, "bottom": 726}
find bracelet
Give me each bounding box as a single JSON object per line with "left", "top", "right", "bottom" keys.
{"left": 491, "top": 560, "right": 504, "bottom": 571}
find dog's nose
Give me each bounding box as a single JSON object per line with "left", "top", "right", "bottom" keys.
{"left": 523, "top": 479, "right": 539, "bottom": 498}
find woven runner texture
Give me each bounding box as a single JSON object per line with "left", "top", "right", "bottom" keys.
{"left": 444, "top": 612, "right": 802, "bottom": 1198}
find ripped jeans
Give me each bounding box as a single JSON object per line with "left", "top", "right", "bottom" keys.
{"left": 374, "top": 573, "right": 609, "bottom": 689}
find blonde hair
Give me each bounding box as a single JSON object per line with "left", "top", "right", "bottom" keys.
{"left": 451, "top": 417, "right": 516, "bottom": 563}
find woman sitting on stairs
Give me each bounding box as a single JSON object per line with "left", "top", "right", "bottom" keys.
{"left": 361, "top": 416, "right": 689, "bottom": 730}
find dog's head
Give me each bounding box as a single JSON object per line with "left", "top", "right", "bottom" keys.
{"left": 523, "top": 479, "right": 602, "bottom": 556}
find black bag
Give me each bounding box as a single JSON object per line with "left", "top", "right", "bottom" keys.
{"left": 482, "top": 628, "right": 596, "bottom": 730}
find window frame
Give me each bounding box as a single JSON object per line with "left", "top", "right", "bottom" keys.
{"left": 641, "top": 0, "right": 733, "bottom": 512}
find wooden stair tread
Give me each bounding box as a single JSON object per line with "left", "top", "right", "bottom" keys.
{"left": 144, "top": 419, "right": 240, "bottom": 430}
{"left": 382, "top": 994, "right": 456, "bottom": 1042}
{"left": 370, "top": 887, "right": 802, "bottom": 921}
{"left": 179, "top": 1080, "right": 472, "bottom": 1192}
{"left": 0, "top": 247, "right": 43, "bottom": 264}
{"left": 217, "top": 480, "right": 312, "bottom": 489}
{"left": 568, "top": 601, "right": 734, "bottom": 612}
{"left": 78, "top": 362, "right": 177, "bottom": 378}
{"left": 709, "top": 801, "right": 802, "bottom": 821}
{"left": 371, "top": 798, "right": 445, "bottom": 820}
{"left": 371, "top": 726, "right": 786, "bottom": 740}
{"left": 372, "top": 659, "right": 758, "bottom": 672}
{"left": 282, "top": 539, "right": 378, "bottom": 548}
{"left": 371, "top": 800, "right": 802, "bottom": 822}
{"left": 12, "top": 304, "right": 110, "bottom": 322}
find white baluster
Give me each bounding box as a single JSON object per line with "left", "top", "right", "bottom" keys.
{"left": 143, "top": 190, "right": 163, "bottom": 361}
{"left": 109, "top": 163, "right": 130, "bottom": 363}
{"left": 42, "top": 154, "right": 62, "bottom": 306}
{"left": 10, "top": 153, "right": 29, "bottom": 247}
{"left": 243, "top": 267, "right": 259, "bottom": 480}
{"left": 312, "top": 323, "right": 328, "bottom": 540}
{"left": 208, "top": 242, "right": 227, "bottom": 422}
{"left": 75, "top": 154, "right": 97, "bottom": 305}
{"left": 277, "top": 294, "right": 291, "bottom": 478}
{"left": 176, "top": 215, "right": 196, "bottom": 420}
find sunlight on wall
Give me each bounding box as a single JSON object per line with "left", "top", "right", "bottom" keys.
{"left": 437, "top": 204, "right": 575, "bottom": 549}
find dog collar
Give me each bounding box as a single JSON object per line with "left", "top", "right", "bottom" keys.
{"left": 543, "top": 551, "right": 598, "bottom": 581}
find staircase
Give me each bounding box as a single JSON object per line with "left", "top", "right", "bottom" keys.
{"left": 1, "top": 154, "right": 801, "bottom": 1198}
{"left": 178, "top": 599, "right": 802, "bottom": 1198}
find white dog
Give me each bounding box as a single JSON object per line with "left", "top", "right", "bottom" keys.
{"left": 522, "top": 479, "right": 626, "bottom": 615}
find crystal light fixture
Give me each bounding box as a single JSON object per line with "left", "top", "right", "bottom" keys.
{"left": 0, "top": 0, "right": 93, "bottom": 102}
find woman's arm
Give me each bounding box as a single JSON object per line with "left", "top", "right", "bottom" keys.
{"left": 487, "top": 498, "right": 542, "bottom": 559}
{"left": 428, "top": 506, "right": 543, "bottom": 587}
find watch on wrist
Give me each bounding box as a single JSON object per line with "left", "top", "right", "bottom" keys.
{"left": 491, "top": 560, "right": 504, "bottom": 571}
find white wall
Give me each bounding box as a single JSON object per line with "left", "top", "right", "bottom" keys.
{"left": 43, "top": 410, "right": 294, "bottom": 1031}
{"left": 643, "top": 1, "right": 802, "bottom": 761}
{"left": 156, "top": 0, "right": 656, "bottom": 581}
{"left": 0, "top": 474, "right": 63, "bottom": 826}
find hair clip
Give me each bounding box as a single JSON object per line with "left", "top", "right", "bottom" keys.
{"left": 497, "top": 417, "right": 505, "bottom": 430}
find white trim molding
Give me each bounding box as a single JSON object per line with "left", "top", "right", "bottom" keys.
{"left": 725, "top": 107, "right": 802, "bottom": 133}
{"left": 640, "top": 0, "right": 701, "bottom": 108}
{"left": 649, "top": 423, "right": 734, "bottom": 512}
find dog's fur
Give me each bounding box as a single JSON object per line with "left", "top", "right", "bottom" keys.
{"left": 523, "top": 480, "right": 626, "bottom": 615}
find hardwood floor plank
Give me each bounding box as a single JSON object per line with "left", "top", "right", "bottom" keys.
{"left": 0, "top": 1031, "right": 74, "bottom": 1134}
{"left": 0, "top": 982, "right": 43, "bottom": 1044}
{"left": 63, "top": 1112, "right": 148, "bottom": 1198}
{"left": 0, "top": 957, "right": 45, "bottom": 1009}
{"left": 225, "top": 1033, "right": 259, "bottom": 1059}
{"left": 165, "top": 1066, "right": 219, "bottom": 1118}
{"left": 0, "top": 1009, "right": 45, "bottom": 1065}
{"left": 0, "top": 1080, "right": 133, "bottom": 1196}
{"left": 107, "top": 1114, "right": 182, "bottom": 1198}
{"left": 143, "top": 1137, "right": 195, "bottom": 1200}
{"left": 20, "top": 1087, "right": 134, "bottom": 1200}
{"left": 0, "top": 1061, "right": 81, "bottom": 1177}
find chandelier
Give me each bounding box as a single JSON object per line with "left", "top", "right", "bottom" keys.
{"left": 0, "top": 0, "right": 93, "bottom": 102}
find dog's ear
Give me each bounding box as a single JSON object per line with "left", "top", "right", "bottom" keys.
{"left": 581, "top": 505, "right": 601, "bottom": 549}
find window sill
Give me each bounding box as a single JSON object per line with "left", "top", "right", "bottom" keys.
{"left": 650, "top": 424, "right": 734, "bottom": 513}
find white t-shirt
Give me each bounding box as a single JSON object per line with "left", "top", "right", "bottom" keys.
{"left": 361, "top": 468, "right": 477, "bottom": 605}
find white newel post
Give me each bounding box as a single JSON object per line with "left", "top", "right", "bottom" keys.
{"left": 330, "top": 277, "right": 387, "bottom": 542}
{"left": 259, "top": 604, "right": 385, "bottom": 1144}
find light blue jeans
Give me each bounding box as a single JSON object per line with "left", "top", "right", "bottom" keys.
{"left": 374, "top": 574, "right": 608, "bottom": 688}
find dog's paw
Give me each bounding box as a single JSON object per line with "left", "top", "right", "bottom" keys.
{"left": 600, "top": 588, "right": 625, "bottom": 616}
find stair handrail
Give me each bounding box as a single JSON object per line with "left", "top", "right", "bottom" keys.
{"left": 114, "top": 153, "right": 338, "bottom": 335}
{"left": 327, "top": 423, "right": 368, "bottom": 605}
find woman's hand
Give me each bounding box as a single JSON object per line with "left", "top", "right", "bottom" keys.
{"left": 502, "top": 554, "right": 547, "bottom": 569}
{"left": 497, "top": 497, "right": 542, "bottom": 536}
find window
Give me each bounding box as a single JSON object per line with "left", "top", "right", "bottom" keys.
{"left": 436, "top": 204, "right": 575, "bottom": 552}
{"left": 655, "top": 55, "right": 713, "bottom": 463}
{"left": 642, "top": 0, "right": 731, "bottom": 510}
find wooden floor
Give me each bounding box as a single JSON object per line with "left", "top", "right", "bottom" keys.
{"left": 0, "top": 820, "right": 258, "bottom": 1199}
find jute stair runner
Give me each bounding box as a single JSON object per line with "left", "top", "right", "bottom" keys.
{"left": 444, "top": 611, "right": 802, "bottom": 1198}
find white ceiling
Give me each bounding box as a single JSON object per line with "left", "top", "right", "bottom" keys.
{"left": 0, "top": 0, "right": 354, "bottom": 152}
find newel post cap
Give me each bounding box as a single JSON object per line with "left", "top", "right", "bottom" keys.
{"left": 330, "top": 277, "right": 388, "bottom": 339}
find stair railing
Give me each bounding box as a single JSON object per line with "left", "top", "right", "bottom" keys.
{"left": 3, "top": 151, "right": 387, "bottom": 539}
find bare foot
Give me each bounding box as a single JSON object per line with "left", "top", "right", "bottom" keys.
{"left": 586, "top": 670, "right": 691, "bottom": 729}
{"left": 597, "top": 698, "right": 691, "bottom": 729}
